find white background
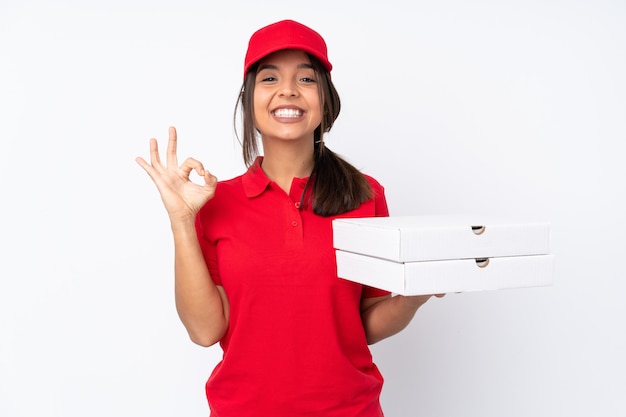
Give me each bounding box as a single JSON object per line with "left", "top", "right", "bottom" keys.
{"left": 1, "top": 1, "right": 625, "bottom": 416}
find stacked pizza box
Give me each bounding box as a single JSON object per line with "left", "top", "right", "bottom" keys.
{"left": 333, "top": 215, "right": 554, "bottom": 295}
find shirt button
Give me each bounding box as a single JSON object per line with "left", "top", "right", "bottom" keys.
{"left": 294, "top": 202, "right": 301, "bottom": 209}
{"left": 291, "top": 221, "right": 298, "bottom": 227}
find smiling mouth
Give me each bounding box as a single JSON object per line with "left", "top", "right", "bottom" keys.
{"left": 272, "top": 108, "right": 303, "bottom": 118}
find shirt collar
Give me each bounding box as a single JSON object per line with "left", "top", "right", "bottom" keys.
{"left": 242, "top": 156, "right": 271, "bottom": 198}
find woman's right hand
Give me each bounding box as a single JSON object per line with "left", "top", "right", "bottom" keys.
{"left": 135, "top": 126, "right": 217, "bottom": 223}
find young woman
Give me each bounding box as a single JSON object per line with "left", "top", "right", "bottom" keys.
{"left": 136, "top": 19, "right": 442, "bottom": 417}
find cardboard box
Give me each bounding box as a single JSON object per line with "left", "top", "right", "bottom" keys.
{"left": 335, "top": 250, "right": 554, "bottom": 295}
{"left": 333, "top": 215, "right": 554, "bottom": 295}
{"left": 333, "top": 214, "right": 550, "bottom": 262}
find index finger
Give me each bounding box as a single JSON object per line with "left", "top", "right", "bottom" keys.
{"left": 166, "top": 126, "right": 179, "bottom": 168}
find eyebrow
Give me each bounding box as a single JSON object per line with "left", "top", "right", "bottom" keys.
{"left": 257, "top": 63, "right": 315, "bottom": 72}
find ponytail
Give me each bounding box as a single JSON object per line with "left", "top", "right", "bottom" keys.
{"left": 301, "top": 141, "right": 373, "bottom": 216}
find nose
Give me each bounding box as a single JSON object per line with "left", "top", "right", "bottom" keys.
{"left": 278, "top": 79, "right": 298, "bottom": 97}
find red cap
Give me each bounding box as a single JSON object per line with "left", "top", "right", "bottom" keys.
{"left": 243, "top": 20, "right": 332, "bottom": 79}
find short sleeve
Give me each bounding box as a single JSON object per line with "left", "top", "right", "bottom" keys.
{"left": 195, "top": 209, "right": 222, "bottom": 286}
{"left": 361, "top": 175, "right": 391, "bottom": 298}
{"left": 362, "top": 285, "right": 391, "bottom": 298}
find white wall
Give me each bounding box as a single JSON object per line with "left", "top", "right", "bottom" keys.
{"left": 1, "top": 1, "right": 624, "bottom": 416}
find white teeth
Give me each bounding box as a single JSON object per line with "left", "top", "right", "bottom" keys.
{"left": 273, "top": 108, "right": 302, "bottom": 118}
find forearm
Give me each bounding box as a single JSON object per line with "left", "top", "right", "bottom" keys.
{"left": 361, "top": 295, "right": 433, "bottom": 345}
{"left": 172, "top": 219, "right": 228, "bottom": 347}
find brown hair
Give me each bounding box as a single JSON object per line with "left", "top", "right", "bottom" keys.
{"left": 234, "top": 53, "right": 372, "bottom": 216}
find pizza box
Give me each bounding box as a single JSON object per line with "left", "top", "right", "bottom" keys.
{"left": 335, "top": 250, "right": 555, "bottom": 295}
{"left": 332, "top": 215, "right": 554, "bottom": 295}
{"left": 332, "top": 214, "right": 551, "bottom": 262}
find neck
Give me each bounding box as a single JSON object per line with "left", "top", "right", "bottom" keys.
{"left": 260, "top": 139, "right": 315, "bottom": 193}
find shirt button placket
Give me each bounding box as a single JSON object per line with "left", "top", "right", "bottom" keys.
{"left": 288, "top": 183, "right": 305, "bottom": 238}
{"left": 288, "top": 198, "right": 302, "bottom": 234}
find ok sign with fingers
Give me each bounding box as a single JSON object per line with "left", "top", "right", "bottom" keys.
{"left": 135, "top": 126, "right": 218, "bottom": 223}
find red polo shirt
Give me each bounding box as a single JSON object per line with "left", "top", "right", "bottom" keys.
{"left": 195, "top": 157, "right": 390, "bottom": 417}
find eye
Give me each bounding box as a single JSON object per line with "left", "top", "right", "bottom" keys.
{"left": 255, "top": 69, "right": 278, "bottom": 83}
{"left": 300, "top": 76, "right": 317, "bottom": 83}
